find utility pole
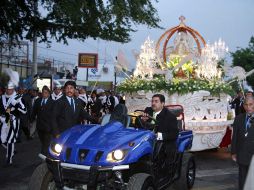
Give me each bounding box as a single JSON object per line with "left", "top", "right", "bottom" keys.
{"left": 114, "top": 70, "right": 117, "bottom": 91}
{"left": 32, "top": 1, "right": 38, "bottom": 79}
{"left": 32, "top": 36, "right": 37, "bottom": 76}
{"left": 114, "top": 56, "right": 118, "bottom": 91}
{"left": 86, "top": 68, "right": 89, "bottom": 81}
{"left": 26, "top": 42, "right": 29, "bottom": 77}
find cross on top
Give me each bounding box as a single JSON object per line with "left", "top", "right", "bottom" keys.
{"left": 179, "top": 15, "right": 186, "bottom": 23}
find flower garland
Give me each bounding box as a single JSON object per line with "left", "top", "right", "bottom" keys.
{"left": 118, "top": 77, "right": 234, "bottom": 96}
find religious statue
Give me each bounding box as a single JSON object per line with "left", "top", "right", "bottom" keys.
{"left": 172, "top": 32, "right": 191, "bottom": 56}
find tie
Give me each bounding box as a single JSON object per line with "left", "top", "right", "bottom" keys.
{"left": 41, "top": 99, "right": 46, "bottom": 106}
{"left": 70, "top": 98, "right": 75, "bottom": 112}
{"left": 151, "top": 112, "right": 156, "bottom": 124}
{"left": 246, "top": 114, "right": 252, "bottom": 131}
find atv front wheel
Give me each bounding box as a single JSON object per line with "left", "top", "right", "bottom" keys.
{"left": 127, "top": 173, "right": 155, "bottom": 190}
{"left": 173, "top": 153, "right": 196, "bottom": 190}
{"left": 29, "top": 163, "right": 56, "bottom": 190}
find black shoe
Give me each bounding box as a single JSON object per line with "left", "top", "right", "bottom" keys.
{"left": 3, "top": 163, "right": 12, "bottom": 168}
{"left": 27, "top": 136, "right": 33, "bottom": 141}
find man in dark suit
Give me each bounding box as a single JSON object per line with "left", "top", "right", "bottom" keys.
{"left": 105, "top": 91, "right": 115, "bottom": 113}
{"left": 141, "top": 94, "right": 179, "bottom": 164}
{"left": 231, "top": 96, "right": 254, "bottom": 190}
{"left": 231, "top": 91, "right": 244, "bottom": 116}
{"left": 18, "top": 87, "right": 33, "bottom": 140}
{"left": 52, "top": 81, "right": 96, "bottom": 137}
{"left": 31, "top": 86, "right": 54, "bottom": 155}
{"left": 89, "top": 91, "right": 102, "bottom": 120}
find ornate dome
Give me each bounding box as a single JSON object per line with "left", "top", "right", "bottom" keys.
{"left": 156, "top": 16, "right": 206, "bottom": 64}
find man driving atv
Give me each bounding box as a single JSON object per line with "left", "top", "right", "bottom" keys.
{"left": 141, "top": 94, "right": 179, "bottom": 164}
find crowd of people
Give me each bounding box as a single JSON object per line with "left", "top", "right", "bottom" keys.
{"left": 0, "top": 80, "right": 124, "bottom": 166}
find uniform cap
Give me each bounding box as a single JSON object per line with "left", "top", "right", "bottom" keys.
{"left": 6, "top": 81, "right": 15, "bottom": 89}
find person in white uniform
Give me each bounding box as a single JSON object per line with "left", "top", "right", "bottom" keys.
{"left": 78, "top": 87, "right": 88, "bottom": 109}
{"left": 51, "top": 84, "right": 63, "bottom": 101}
{"left": 0, "top": 82, "right": 27, "bottom": 166}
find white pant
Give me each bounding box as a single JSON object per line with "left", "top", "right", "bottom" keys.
{"left": 6, "top": 143, "right": 14, "bottom": 164}
{"left": 0, "top": 115, "right": 19, "bottom": 143}
{"left": 0, "top": 117, "right": 8, "bottom": 143}
{"left": 1, "top": 116, "right": 18, "bottom": 164}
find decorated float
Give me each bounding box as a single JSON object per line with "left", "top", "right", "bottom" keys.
{"left": 118, "top": 16, "right": 245, "bottom": 151}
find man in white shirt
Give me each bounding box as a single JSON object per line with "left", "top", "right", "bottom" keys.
{"left": 141, "top": 94, "right": 179, "bottom": 165}
{"left": 31, "top": 86, "right": 54, "bottom": 155}
{"left": 51, "top": 81, "right": 96, "bottom": 137}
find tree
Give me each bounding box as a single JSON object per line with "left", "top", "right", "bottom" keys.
{"left": 0, "top": 0, "right": 160, "bottom": 44}
{"left": 231, "top": 36, "right": 254, "bottom": 88}
{"left": 0, "top": 72, "right": 10, "bottom": 88}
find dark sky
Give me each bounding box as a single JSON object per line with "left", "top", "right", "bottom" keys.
{"left": 34, "top": 0, "right": 254, "bottom": 69}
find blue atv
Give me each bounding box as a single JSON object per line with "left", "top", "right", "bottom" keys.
{"left": 29, "top": 106, "right": 195, "bottom": 190}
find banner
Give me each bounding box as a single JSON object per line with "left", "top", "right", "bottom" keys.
{"left": 78, "top": 53, "right": 98, "bottom": 68}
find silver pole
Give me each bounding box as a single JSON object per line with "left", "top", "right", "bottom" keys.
{"left": 32, "top": 36, "right": 37, "bottom": 76}
{"left": 32, "top": 1, "right": 38, "bottom": 79}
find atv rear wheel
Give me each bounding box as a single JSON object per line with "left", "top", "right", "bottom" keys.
{"left": 127, "top": 173, "right": 155, "bottom": 190}
{"left": 173, "top": 153, "right": 195, "bottom": 190}
{"left": 29, "top": 163, "right": 56, "bottom": 190}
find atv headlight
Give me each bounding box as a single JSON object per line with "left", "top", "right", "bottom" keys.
{"left": 54, "top": 144, "right": 62, "bottom": 154}
{"left": 107, "top": 149, "right": 127, "bottom": 162}
{"left": 50, "top": 143, "right": 62, "bottom": 155}
{"left": 113, "top": 150, "right": 124, "bottom": 160}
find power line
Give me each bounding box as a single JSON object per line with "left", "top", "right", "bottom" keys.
{"left": 36, "top": 45, "right": 78, "bottom": 57}
{"left": 28, "top": 41, "right": 115, "bottom": 63}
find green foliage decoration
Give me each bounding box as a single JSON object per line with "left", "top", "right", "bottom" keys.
{"left": 118, "top": 77, "right": 234, "bottom": 96}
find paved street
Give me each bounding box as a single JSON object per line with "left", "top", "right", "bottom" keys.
{"left": 192, "top": 149, "right": 238, "bottom": 190}
{"left": 0, "top": 136, "right": 238, "bottom": 190}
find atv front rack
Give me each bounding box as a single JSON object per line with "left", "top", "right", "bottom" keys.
{"left": 39, "top": 154, "right": 130, "bottom": 171}
{"left": 39, "top": 154, "right": 129, "bottom": 188}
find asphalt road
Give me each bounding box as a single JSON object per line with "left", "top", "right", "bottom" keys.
{"left": 0, "top": 135, "right": 238, "bottom": 190}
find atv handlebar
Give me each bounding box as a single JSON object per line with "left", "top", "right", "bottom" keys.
{"left": 133, "top": 110, "right": 157, "bottom": 123}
